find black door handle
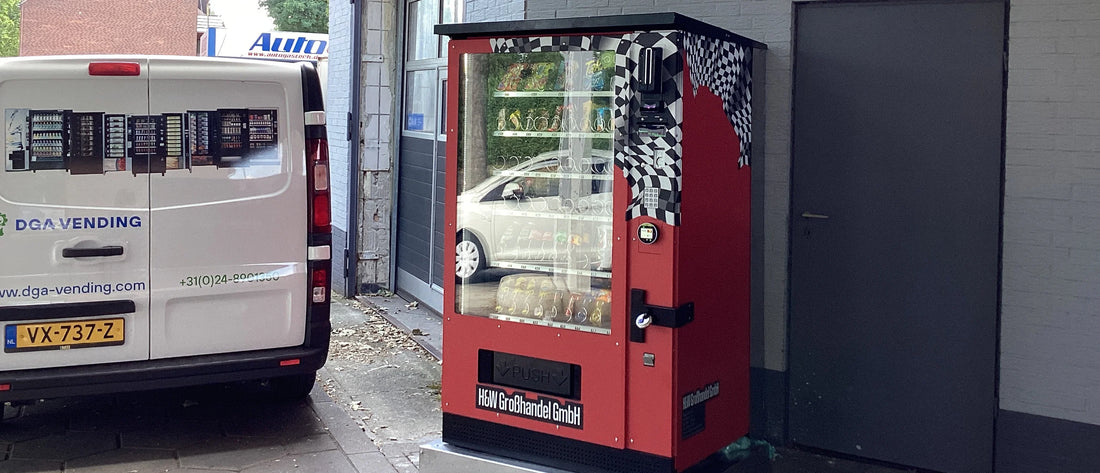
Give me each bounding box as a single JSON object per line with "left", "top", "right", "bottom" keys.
{"left": 63, "top": 246, "right": 124, "bottom": 258}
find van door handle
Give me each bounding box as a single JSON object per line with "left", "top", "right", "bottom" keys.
{"left": 63, "top": 246, "right": 124, "bottom": 258}
{"left": 800, "top": 212, "right": 830, "bottom": 219}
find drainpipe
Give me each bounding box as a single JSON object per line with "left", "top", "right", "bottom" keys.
{"left": 346, "top": 0, "right": 363, "bottom": 296}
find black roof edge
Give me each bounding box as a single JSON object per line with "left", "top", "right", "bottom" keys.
{"left": 435, "top": 13, "right": 766, "bottom": 49}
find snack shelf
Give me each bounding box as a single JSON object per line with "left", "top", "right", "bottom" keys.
{"left": 493, "top": 131, "right": 611, "bottom": 138}
{"left": 493, "top": 208, "right": 612, "bottom": 223}
{"left": 488, "top": 313, "right": 611, "bottom": 335}
{"left": 492, "top": 169, "right": 613, "bottom": 180}
{"left": 493, "top": 91, "right": 615, "bottom": 98}
{"left": 494, "top": 261, "right": 611, "bottom": 278}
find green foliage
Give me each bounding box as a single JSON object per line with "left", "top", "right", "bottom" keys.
{"left": 0, "top": 0, "right": 20, "bottom": 57}
{"left": 259, "top": 0, "right": 329, "bottom": 34}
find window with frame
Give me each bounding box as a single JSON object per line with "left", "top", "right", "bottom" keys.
{"left": 403, "top": 0, "right": 462, "bottom": 138}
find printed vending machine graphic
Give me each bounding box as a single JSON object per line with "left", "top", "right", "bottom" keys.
{"left": 4, "top": 108, "right": 279, "bottom": 174}
{"left": 438, "top": 13, "right": 766, "bottom": 473}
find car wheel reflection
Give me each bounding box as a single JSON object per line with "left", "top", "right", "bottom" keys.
{"left": 456, "top": 235, "right": 486, "bottom": 280}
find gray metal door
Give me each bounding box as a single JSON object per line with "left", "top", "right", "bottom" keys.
{"left": 789, "top": 2, "right": 1004, "bottom": 472}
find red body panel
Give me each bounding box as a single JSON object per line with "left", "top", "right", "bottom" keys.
{"left": 670, "top": 58, "right": 751, "bottom": 470}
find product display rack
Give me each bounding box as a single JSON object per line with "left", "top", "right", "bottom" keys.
{"left": 187, "top": 110, "right": 218, "bottom": 166}
{"left": 216, "top": 109, "right": 247, "bottom": 166}
{"left": 28, "top": 110, "right": 68, "bottom": 170}
{"left": 128, "top": 115, "right": 167, "bottom": 174}
{"left": 104, "top": 114, "right": 127, "bottom": 171}
{"left": 163, "top": 113, "right": 186, "bottom": 170}
{"left": 68, "top": 112, "right": 105, "bottom": 175}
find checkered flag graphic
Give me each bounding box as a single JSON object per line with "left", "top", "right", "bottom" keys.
{"left": 682, "top": 31, "right": 754, "bottom": 168}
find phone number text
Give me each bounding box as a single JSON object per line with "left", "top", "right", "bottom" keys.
{"left": 179, "top": 271, "right": 282, "bottom": 288}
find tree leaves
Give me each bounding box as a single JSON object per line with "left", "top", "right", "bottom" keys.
{"left": 259, "top": 0, "right": 329, "bottom": 34}
{"left": 0, "top": 0, "right": 20, "bottom": 57}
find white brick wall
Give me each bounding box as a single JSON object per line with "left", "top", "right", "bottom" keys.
{"left": 1001, "top": 0, "right": 1100, "bottom": 426}
{"left": 328, "top": 0, "right": 352, "bottom": 233}
{"left": 467, "top": 0, "right": 524, "bottom": 22}
{"left": 526, "top": 0, "right": 792, "bottom": 372}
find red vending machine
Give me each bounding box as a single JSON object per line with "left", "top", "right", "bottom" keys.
{"left": 437, "top": 13, "right": 765, "bottom": 473}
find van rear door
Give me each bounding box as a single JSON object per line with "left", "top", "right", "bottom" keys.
{"left": 0, "top": 57, "right": 151, "bottom": 369}
{"left": 145, "top": 58, "right": 310, "bottom": 359}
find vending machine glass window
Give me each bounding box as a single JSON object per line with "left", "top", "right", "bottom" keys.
{"left": 454, "top": 50, "right": 616, "bottom": 334}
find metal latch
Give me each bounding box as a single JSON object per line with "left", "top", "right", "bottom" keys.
{"left": 629, "top": 288, "right": 694, "bottom": 343}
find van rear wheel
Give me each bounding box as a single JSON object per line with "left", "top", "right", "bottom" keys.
{"left": 269, "top": 372, "right": 317, "bottom": 400}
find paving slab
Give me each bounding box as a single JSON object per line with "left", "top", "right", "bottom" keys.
{"left": 64, "top": 447, "right": 177, "bottom": 473}
{"left": 0, "top": 410, "right": 68, "bottom": 444}
{"left": 348, "top": 451, "right": 400, "bottom": 473}
{"left": 119, "top": 420, "right": 223, "bottom": 450}
{"left": 0, "top": 458, "right": 63, "bottom": 473}
{"left": 242, "top": 450, "right": 358, "bottom": 473}
{"left": 308, "top": 393, "right": 381, "bottom": 456}
{"left": 222, "top": 398, "right": 329, "bottom": 440}
{"left": 8, "top": 431, "right": 118, "bottom": 462}
{"left": 176, "top": 435, "right": 286, "bottom": 470}
{"left": 286, "top": 433, "right": 341, "bottom": 455}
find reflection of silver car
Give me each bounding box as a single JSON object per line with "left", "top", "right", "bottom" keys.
{"left": 456, "top": 150, "right": 614, "bottom": 280}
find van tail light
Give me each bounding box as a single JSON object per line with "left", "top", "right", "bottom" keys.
{"left": 307, "top": 138, "right": 331, "bottom": 234}
{"left": 280, "top": 358, "right": 302, "bottom": 367}
{"left": 312, "top": 268, "right": 328, "bottom": 303}
{"left": 0, "top": 383, "right": 10, "bottom": 391}
{"left": 89, "top": 62, "right": 141, "bottom": 76}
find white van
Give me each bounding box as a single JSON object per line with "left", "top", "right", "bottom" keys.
{"left": 0, "top": 56, "right": 331, "bottom": 401}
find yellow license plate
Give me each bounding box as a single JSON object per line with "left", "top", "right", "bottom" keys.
{"left": 4, "top": 318, "right": 125, "bottom": 352}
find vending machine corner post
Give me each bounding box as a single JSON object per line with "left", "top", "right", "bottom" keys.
{"left": 437, "top": 13, "right": 765, "bottom": 473}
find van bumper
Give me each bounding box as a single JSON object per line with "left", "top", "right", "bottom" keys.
{"left": 0, "top": 345, "right": 328, "bottom": 402}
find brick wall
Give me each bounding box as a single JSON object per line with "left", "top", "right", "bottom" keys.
{"left": 526, "top": 0, "right": 792, "bottom": 372}
{"left": 1000, "top": 0, "right": 1100, "bottom": 426}
{"left": 21, "top": 0, "right": 196, "bottom": 56}
{"left": 329, "top": 0, "right": 352, "bottom": 234}
{"left": 467, "top": 0, "right": 524, "bottom": 22}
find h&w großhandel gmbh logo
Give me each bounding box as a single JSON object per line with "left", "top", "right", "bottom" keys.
{"left": 0, "top": 212, "right": 7, "bottom": 237}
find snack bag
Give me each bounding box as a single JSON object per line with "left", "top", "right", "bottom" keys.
{"left": 497, "top": 63, "right": 527, "bottom": 91}
{"left": 523, "top": 62, "right": 555, "bottom": 91}
{"left": 554, "top": 60, "right": 576, "bottom": 91}
{"left": 585, "top": 58, "right": 606, "bottom": 91}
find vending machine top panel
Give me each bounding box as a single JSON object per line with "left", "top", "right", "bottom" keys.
{"left": 435, "top": 12, "right": 767, "bottom": 50}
